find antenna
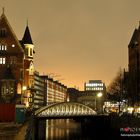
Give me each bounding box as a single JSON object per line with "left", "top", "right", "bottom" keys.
{"left": 48, "top": 73, "right": 61, "bottom": 78}
{"left": 56, "top": 78, "right": 65, "bottom": 82}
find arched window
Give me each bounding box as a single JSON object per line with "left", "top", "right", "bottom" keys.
{"left": 17, "top": 83, "right": 22, "bottom": 94}
{"left": 29, "top": 62, "right": 34, "bottom": 75}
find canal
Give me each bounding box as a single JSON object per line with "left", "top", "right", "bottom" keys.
{"left": 46, "top": 119, "right": 83, "bottom": 140}
{"left": 45, "top": 117, "right": 119, "bottom": 140}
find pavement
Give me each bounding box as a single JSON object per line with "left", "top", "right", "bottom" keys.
{"left": 0, "top": 122, "right": 28, "bottom": 140}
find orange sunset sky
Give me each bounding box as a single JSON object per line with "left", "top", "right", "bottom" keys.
{"left": 1, "top": 0, "right": 140, "bottom": 90}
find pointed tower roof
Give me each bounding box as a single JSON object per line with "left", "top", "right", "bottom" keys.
{"left": 22, "top": 25, "right": 33, "bottom": 44}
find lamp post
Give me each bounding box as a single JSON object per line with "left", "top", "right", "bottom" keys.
{"left": 95, "top": 92, "right": 103, "bottom": 112}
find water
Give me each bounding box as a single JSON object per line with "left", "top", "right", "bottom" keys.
{"left": 46, "top": 119, "right": 85, "bottom": 140}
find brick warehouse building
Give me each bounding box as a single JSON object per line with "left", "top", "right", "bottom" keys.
{"left": 0, "top": 10, "right": 35, "bottom": 121}
{"left": 0, "top": 10, "right": 68, "bottom": 121}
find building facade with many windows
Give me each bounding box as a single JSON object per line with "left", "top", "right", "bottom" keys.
{"left": 41, "top": 76, "right": 67, "bottom": 105}
{"left": 33, "top": 71, "right": 45, "bottom": 109}
{"left": 84, "top": 80, "right": 106, "bottom": 93}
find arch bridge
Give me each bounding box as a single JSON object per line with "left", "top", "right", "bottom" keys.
{"left": 35, "top": 102, "right": 97, "bottom": 118}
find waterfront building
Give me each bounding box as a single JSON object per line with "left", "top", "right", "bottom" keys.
{"left": 0, "top": 10, "right": 35, "bottom": 106}
{"left": 41, "top": 76, "right": 67, "bottom": 105}
{"left": 33, "top": 71, "right": 45, "bottom": 109}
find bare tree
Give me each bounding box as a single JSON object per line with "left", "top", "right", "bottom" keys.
{"left": 107, "top": 68, "right": 123, "bottom": 97}
{"left": 107, "top": 68, "right": 124, "bottom": 113}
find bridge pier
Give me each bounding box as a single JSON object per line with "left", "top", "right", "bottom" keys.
{"left": 33, "top": 118, "right": 46, "bottom": 140}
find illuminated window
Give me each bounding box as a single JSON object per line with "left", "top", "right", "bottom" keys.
{"left": 0, "top": 44, "right": 7, "bottom": 51}
{"left": 5, "top": 45, "right": 7, "bottom": 50}
{"left": 17, "top": 83, "right": 21, "bottom": 94}
{"left": 0, "top": 57, "right": 6, "bottom": 64}
{"left": 2, "top": 45, "right": 4, "bottom": 50}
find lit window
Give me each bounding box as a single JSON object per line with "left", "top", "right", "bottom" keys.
{"left": 3, "top": 58, "right": 5, "bottom": 64}
{"left": 5, "top": 45, "right": 7, "bottom": 50}
{"left": 0, "top": 44, "right": 7, "bottom": 51}
{"left": 2, "top": 45, "right": 4, "bottom": 50}
{"left": 0, "top": 57, "right": 6, "bottom": 64}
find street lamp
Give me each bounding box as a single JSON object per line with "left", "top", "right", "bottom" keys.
{"left": 22, "top": 86, "right": 27, "bottom": 91}
{"left": 97, "top": 92, "right": 103, "bottom": 98}
{"left": 95, "top": 92, "right": 103, "bottom": 111}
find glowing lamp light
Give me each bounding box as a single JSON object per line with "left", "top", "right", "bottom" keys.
{"left": 127, "top": 107, "right": 134, "bottom": 113}
{"left": 26, "top": 102, "right": 29, "bottom": 108}
{"left": 22, "top": 86, "right": 27, "bottom": 91}
{"left": 97, "top": 92, "right": 103, "bottom": 97}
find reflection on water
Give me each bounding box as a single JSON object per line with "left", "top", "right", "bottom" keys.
{"left": 46, "top": 119, "right": 82, "bottom": 140}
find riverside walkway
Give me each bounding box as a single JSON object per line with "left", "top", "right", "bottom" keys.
{"left": 0, "top": 122, "right": 28, "bottom": 140}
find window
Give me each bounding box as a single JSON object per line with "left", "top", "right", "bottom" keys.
{"left": 0, "top": 28, "right": 7, "bottom": 37}
{"left": 17, "top": 83, "right": 21, "bottom": 94}
{"left": 0, "top": 44, "right": 7, "bottom": 51}
{"left": 20, "top": 70, "right": 23, "bottom": 79}
{"left": 0, "top": 57, "right": 6, "bottom": 64}
{"left": 10, "top": 56, "right": 17, "bottom": 64}
{"left": 1, "top": 82, "right": 15, "bottom": 96}
{"left": 30, "top": 48, "right": 33, "bottom": 56}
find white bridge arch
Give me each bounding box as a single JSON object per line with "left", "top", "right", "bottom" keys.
{"left": 35, "top": 102, "right": 97, "bottom": 118}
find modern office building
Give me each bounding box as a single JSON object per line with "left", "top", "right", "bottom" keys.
{"left": 84, "top": 80, "right": 106, "bottom": 93}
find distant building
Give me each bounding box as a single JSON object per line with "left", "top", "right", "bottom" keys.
{"left": 33, "top": 71, "right": 45, "bottom": 109}
{"left": 83, "top": 80, "right": 106, "bottom": 113}
{"left": 67, "top": 88, "right": 81, "bottom": 102}
{"left": 41, "top": 76, "right": 67, "bottom": 105}
{"left": 84, "top": 80, "right": 106, "bottom": 93}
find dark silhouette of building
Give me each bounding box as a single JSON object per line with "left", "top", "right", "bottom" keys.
{"left": 67, "top": 88, "right": 81, "bottom": 102}
{"left": 128, "top": 23, "right": 140, "bottom": 106}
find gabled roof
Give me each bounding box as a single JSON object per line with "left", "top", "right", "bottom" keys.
{"left": 2, "top": 66, "right": 15, "bottom": 80}
{"left": 0, "top": 12, "right": 24, "bottom": 53}
{"left": 22, "top": 25, "right": 33, "bottom": 44}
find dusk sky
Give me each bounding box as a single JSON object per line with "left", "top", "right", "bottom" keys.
{"left": 1, "top": 0, "right": 140, "bottom": 90}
